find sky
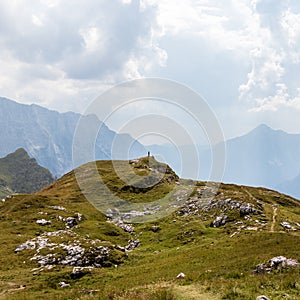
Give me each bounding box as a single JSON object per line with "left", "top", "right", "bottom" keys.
{"left": 0, "top": 0, "right": 300, "bottom": 141}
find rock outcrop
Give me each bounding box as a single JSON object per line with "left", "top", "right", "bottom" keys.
{"left": 15, "top": 229, "right": 128, "bottom": 268}
{"left": 254, "top": 256, "right": 300, "bottom": 274}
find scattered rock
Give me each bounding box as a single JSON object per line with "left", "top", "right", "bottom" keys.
{"left": 107, "top": 206, "right": 161, "bottom": 222}
{"left": 270, "top": 256, "right": 299, "bottom": 268}
{"left": 246, "top": 226, "right": 258, "bottom": 231}
{"left": 81, "top": 288, "right": 100, "bottom": 295}
{"left": 125, "top": 239, "right": 140, "bottom": 251}
{"left": 230, "top": 231, "right": 239, "bottom": 238}
{"left": 179, "top": 195, "right": 263, "bottom": 220}
{"left": 59, "top": 245, "right": 85, "bottom": 266}
{"left": 59, "top": 282, "right": 70, "bottom": 288}
{"left": 106, "top": 208, "right": 120, "bottom": 219}
{"left": 71, "top": 266, "right": 93, "bottom": 279}
{"left": 65, "top": 217, "right": 78, "bottom": 228}
{"left": 76, "top": 213, "right": 83, "bottom": 222}
{"left": 30, "top": 243, "right": 112, "bottom": 268}
{"left": 211, "top": 215, "right": 227, "bottom": 227}
{"left": 115, "top": 245, "right": 126, "bottom": 252}
{"left": 15, "top": 240, "right": 36, "bottom": 253}
{"left": 254, "top": 256, "right": 300, "bottom": 274}
{"left": 239, "top": 203, "right": 258, "bottom": 216}
{"left": 176, "top": 272, "right": 185, "bottom": 279}
{"left": 110, "top": 219, "right": 134, "bottom": 233}
{"left": 280, "top": 222, "right": 296, "bottom": 230}
{"left": 150, "top": 225, "right": 160, "bottom": 232}
{"left": 50, "top": 205, "right": 66, "bottom": 211}
{"left": 44, "top": 230, "right": 75, "bottom": 237}
{"left": 16, "top": 231, "right": 125, "bottom": 268}
{"left": 33, "top": 253, "right": 57, "bottom": 267}
{"left": 36, "top": 219, "right": 51, "bottom": 226}
{"left": 257, "top": 296, "right": 270, "bottom": 300}
{"left": 15, "top": 233, "right": 72, "bottom": 253}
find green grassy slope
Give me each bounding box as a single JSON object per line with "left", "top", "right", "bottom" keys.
{"left": 0, "top": 157, "right": 299, "bottom": 299}
{"left": 0, "top": 148, "right": 54, "bottom": 197}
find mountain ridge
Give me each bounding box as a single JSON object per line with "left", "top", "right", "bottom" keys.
{"left": 0, "top": 97, "right": 145, "bottom": 177}
{"left": 277, "top": 173, "right": 300, "bottom": 199}
{"left": 222, "top": 123, "right": 300, "bottom": 189}
{"left": 149, "top": 124, "right": 300, "bottom": 199}
{"left": 0, "top": 148, "right": 54, "bottom": 197}
{"left": 1, "top": 97, "right": 300, "bottom": 199}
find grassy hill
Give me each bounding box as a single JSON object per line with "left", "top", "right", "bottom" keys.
{"left": 0, "top": 157, "right": 299, "bottom": 299}
{"left": 0, "top": 148, "right": 54, "bottom": 198}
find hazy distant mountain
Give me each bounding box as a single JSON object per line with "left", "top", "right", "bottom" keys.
{"left": 1, "top": 97, "right": 299, "bottom": 198}
{"left": 0, "top": 148, "right": 54, "bottom": 197}
{"left": 222, "top": 124, "right": 300, "bottom": 189}
{"left": 149, "top": 124, "right": 300, "bottom": 199}
{"left": 148, "top": 143, "right": 210, "bottom": 180}
{"left": 0, "top": 97, "right": 145, "bottom": 176}
{"left": 277, "top": 173, "right": 300, "bottom": 199}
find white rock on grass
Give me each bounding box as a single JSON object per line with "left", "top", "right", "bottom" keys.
{"left": 50, "top": 205, "right": 66, "bottom": 211}
{"left": 270, "top": 256, "right": 299, "bottom": 268}
{"left": 280, "top": 222, "right": 296, "bottom": 230}
{"left": 59, "top": 282, "right": 70, "bottom": 288}
{"left": 71, "top": 266, "right": 93, "bottom": 279}
{"left": 257, "top": 296, "right": 270, "bottom": 300}
{"left": 15, "top": 241, "right": 36, "bottom": 253}
{"left": 36, "top": 219, "right": 51, "bottom": 226}
{"left": 65, "top": 217, "right": 78, "bottom": 228}
{"left": 254, "top": 256, "right": 300, "bottom": 274}
{"left": 176, "top": 272, "right": 185, "bottom": 279}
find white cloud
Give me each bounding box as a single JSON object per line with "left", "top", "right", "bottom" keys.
{"left": 79, "top": 27, "right": 105, "bottom": 53}
{"left": 237, "top": 0, "right": 300, "bottom": 112}
{"left": 151, "top": 0, "right": 263, "bottom": 53}
{"left": 250, "top": 84, "right": 300, "bottom": 112}
{"left": 239, "top": 47, "right": 285, "bottom": 97}
{"left": 0, "top": 0, "right": 300, "bottom": 137}
{"left": 281, "top": 9, "right": 300, "bottom": 61}
{"left": 0, "top": 0, "right": 162, "bottom": 112}
{"left": 147, "top": 0, "right": 300, "bottom": 115}
{"left": 31, "top": 14, "right": 44, "bottom": 27}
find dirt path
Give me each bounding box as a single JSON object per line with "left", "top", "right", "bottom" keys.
{"left": 0, "top": 282, "right": 26, "bottom": 297}
{"left": 243, "top": 188, "right": 279, "bottom": 233}
{"left": 270, "top": 205, "right": 277, "bottom": 233}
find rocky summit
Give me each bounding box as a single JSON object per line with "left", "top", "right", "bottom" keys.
{"left": 0, "top": 157, "right": 299, "bottom": 299}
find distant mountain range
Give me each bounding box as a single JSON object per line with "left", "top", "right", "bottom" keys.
{"left": 277, "top": 173, "right": 300, "bottom": 200}
{"left": 222, "top": 124, "right": 300, "bottom": 188}
{"left": 150, "top": 124, "right": 300, "bottom": 199}
{"left": 0, "top": 148, "right": 54, "bottom": 197}
{"left": 0, "top": 97, "right": 299, "bottom": 199}
{"left": 0, "top": 97, "right": 145, "bottom": 176}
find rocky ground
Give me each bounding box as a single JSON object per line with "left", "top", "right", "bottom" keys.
{"left": 14, "top": 204, "right": 140, "bottom": 278}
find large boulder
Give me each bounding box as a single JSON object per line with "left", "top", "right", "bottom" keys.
{"left": 254, "top": 256, "right": 299, "bottom": 274}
